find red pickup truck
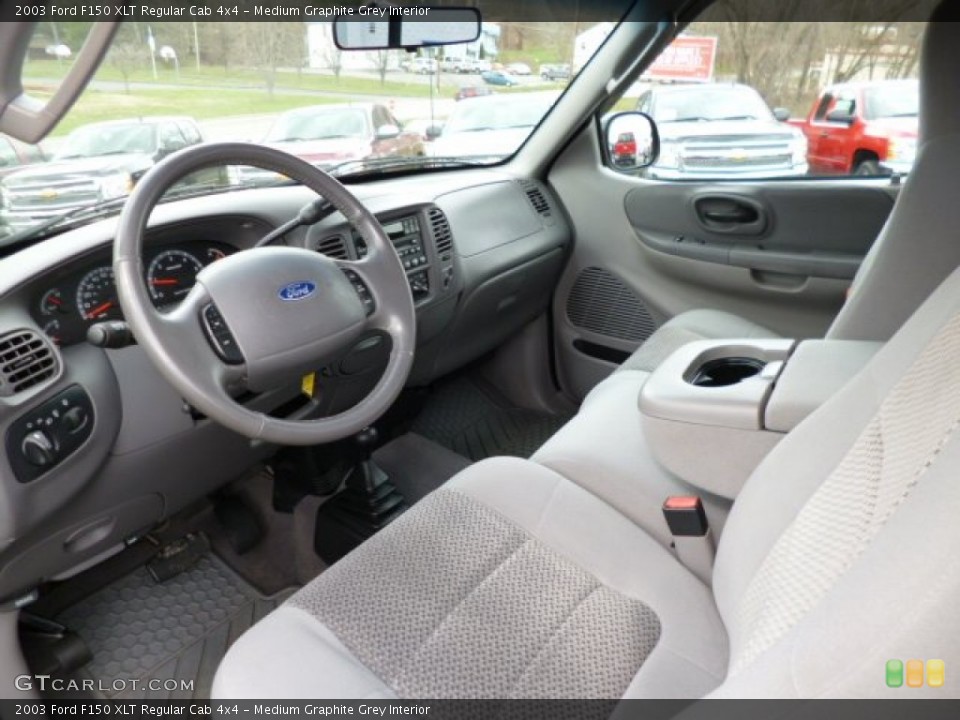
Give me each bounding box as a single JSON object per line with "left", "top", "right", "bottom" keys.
{"left": 792, "top": 79, "right": 918, "bottom": 176}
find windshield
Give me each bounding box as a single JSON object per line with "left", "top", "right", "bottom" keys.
{"left": 55, "top": 123, "right": 158, "bottom": 160}
{"left": 866, "top": 83, "right": 919, "bottom": 119}
{"left": 444, "top": 96, "right": 557, "bottom": 133}
{"left": 265, "top": 108, "right": 370, "bottom": 142}
{"left": 2, "top": 17, "right": 612, "bottom": 242}
{"left": 652, "top": 86, "right": 774, "bottom": 123}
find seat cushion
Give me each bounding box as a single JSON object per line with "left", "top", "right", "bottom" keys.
{"left": 532, "top": 371, "right": 702, "bottom": 549}
{"left": 620, "top": 309, "right": 778, "bottom": 374}
{"left": 213, "top": 458, "right": 728, "bottom": 699}
{"left": 531, "top": 308, "right": 774, "bottom": 545}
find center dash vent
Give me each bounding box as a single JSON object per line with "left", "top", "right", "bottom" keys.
{"left": 316, "top": 234, "right": 348, "bottom": 260}
{"left": 0, "top": 330, "right": 58, "bottom": 397}
{"left": 427, "top": 208, "right": 453, "bottom": 259}
{"left": 519, "top": 180, "right": 552, "bottom": 218}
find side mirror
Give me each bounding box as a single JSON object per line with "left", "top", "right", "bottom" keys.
{"left": 604, "top": 112, "right": 659, "bottom": 173}
{"left": 376, "top": 124, "right": 401, "bottom": 140}
{"left": 826, "top": 109, "right": 856, "bottom": 125}
{"left": 773, "top": 107, "right": 791, "bottom": 122}
{"left": 425, "top": 125, "right": 443, "bottom": 140}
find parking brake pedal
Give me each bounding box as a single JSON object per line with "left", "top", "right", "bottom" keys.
{"left": 146, "top": 532, "right": 210, "bottom": 583}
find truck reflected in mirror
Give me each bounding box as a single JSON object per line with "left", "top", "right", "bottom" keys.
{"left": 605, "top": 112, "right": 659, "bottom": 173}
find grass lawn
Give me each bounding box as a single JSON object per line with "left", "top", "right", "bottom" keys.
{"left": 30, "top": 87, "right": 336, "bottom": 136}
{"left": 24, "top": 58, "right": 461, "bottom": 101}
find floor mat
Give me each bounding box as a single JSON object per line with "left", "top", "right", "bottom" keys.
{"left": 411, "top": 376, "right": 573, "bottom": 461}
{"left": 373, "top": 432, "right": 472, "bottom": 503}
{"left": 56, "top": 552, "right": 295, "bottom": 700}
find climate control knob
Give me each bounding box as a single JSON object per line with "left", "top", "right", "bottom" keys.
{"left": 21, "top": 430, "right": 57, "bottom": 467}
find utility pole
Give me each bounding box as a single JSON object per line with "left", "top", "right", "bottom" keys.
{"left": 193, "top": 22, "right": 201, "bottom": 71}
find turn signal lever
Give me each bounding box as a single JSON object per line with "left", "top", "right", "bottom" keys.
{"left": 87, "top": 321, "right": 136, "bottom": 349}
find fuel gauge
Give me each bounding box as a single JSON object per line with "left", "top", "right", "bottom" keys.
{"left": 40, "top": 288, "right": 69, "bottom": 316}
{"left": 42, "top": 319, "right": 62, "bottom": 345}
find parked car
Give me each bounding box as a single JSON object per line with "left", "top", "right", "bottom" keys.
{"left": 540, "top": 64, "right": 572, "bottom": 81}
{"left": 481, "top": 70, "right": 519, "bottom": 87}
{"left": 243, "top": 103, "right": 425, "bottom": 184}
{"left": 403, "top": 57, "right": 438, "bottom": 75}
{"left": 506, "top": 62, "right": 533, "bottom": 76}
{"left": 0, "top": 117, "right": 207, "bottom": 233}
{"left": 455, "top": 84, "right": 494, "bottom": 102}
{"left": 792, "top": 79, "right": 919, "bottom": 176}
{"left": 635, "top": 83, "right": 808, "bottom": 179}
{"left": 430, "top": 92, "right": 559, "bottom": 161}
{"left": 0, "top": 134, "right": 46, "bottom": 179}
{"left": 457, "top": 58, "right": 491, "bottom": 74}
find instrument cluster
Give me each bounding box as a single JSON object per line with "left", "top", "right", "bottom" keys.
{"left": 33, "top": 241, "right": 236, "bottom": 347}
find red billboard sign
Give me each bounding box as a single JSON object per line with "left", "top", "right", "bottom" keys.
{"left": 644, "top": 36, "right": 718, "bottom": 82}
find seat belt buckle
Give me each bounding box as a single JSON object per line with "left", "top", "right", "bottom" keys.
{"left": 663, "top": 496, "right": 714, "bottom": 585}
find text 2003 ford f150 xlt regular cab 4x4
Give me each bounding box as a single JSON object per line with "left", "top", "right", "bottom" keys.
{"left": 791, "top": 79, "right": 919, "bottom": 176}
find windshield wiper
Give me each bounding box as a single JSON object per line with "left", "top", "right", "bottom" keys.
{"left": 327, "top": 155, "right": 490, "bottom": 179}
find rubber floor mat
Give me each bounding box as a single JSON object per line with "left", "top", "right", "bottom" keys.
{"left": 411, "top": 376, "right": 572, "bottom": 461}
{"left": 56, "top": 552, "right": 295, "bottom": 700}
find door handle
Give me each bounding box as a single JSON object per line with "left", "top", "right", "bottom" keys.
{"left": 702, "top": 207, "right": 757, "bottom": 224}
{"left": 694, "top": 195, "right": 767, "bottom": 235}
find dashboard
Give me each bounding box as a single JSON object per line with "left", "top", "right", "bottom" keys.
{"left": 0, "top": 171, "right": 570, "bottom": 602}
{"left": 31, "top": 240, "right": 237, "bottom": 347}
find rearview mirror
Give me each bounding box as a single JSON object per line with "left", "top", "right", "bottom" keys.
{"left": 426, "top": 126, "right": 443, "bottom": 140}
{"left": 604, "top": 112, "right": 659, "bottom": 173}
{"left": 334, "top": 8, "right": 481, "bottom": 51}
{"left": 773, "top": 107, "right": 791, "bottom": 122}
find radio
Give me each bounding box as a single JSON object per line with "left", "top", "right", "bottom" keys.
{"left": 354, "top": 215, "right": 430, "bottom": 301}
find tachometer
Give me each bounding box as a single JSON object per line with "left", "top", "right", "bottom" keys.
{"left": 147, "top": 249, "right": 204, "bottom": 307}
{"left": 76, "top": 267, "right": 120, "bottom": 322}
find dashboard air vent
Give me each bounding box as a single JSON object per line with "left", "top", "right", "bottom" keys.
{"left": 0, "top": 330, "right": 58, "bottom": 396}
{"left": 427, "top": 208, "right": 453, "bottom": 259}
{"left": 518, "top": 179, "right": 552, "bottom": 219}
{"left": 316, "top": 235, "right": 348, "bottom": 260}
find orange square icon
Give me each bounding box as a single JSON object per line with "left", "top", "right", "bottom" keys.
{"left": 927, "top": 660, "right": 945, "bottom": 688}
{"left": 906, "top": 659, "right": 924, "bottom": 688}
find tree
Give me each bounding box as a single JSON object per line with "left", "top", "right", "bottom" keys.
{"left": 374, "top": 50, "right": 391, "bottom": 86}
{"left": 236, "top": 22, "right": 305, "bottom": 95}
{"left": 107, "top": 42, "right": 145, "bottom": 94}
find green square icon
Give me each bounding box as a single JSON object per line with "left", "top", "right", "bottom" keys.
{"left": 886, "top": 659, "right": 904, "bottom": 688}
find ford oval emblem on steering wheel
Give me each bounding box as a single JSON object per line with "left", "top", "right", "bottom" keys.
{"left": 278, "top": 281, "right": 317, "bottom": 302}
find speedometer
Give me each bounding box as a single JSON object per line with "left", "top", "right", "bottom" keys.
{"left": 147, "top": 249, "right": 204, "bottom": 307}
{"left": 76, "top": 266, "right": 119, "bottom": 322}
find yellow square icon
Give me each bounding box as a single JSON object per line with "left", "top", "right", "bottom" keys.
{"left": 927, "top": 660, "right": 945, "bottom": 688}
{"left": 906, "top": 659, "right": 924, "bottom": 688}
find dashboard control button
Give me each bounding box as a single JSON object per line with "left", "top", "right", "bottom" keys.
{"left": 202, "top": 304, "right": 244, "bottom": 365}
{"left": 21, "top": 430, "right": 57, "bottom": 467}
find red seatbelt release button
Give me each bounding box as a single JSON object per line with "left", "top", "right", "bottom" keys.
{"left": 663, "top": 496, "right": 708, "bottom": 537}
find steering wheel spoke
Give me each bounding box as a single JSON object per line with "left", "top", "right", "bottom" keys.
{"left": 158, "top": 282, "right": 248, "bottom": 390}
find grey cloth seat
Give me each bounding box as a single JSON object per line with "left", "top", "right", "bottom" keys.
{"left": 537, "top": 17, "right": 960, "bottom": 534}
{"left": 215, "top": 256, "right": 960, "bottom": 697}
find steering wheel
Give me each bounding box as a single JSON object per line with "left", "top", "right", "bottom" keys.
{"left": 113, "top": 143, "right": 416, "bottom": 446}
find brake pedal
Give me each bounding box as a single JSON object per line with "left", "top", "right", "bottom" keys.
{"left": 146, "top": 532, "right": 210, "bottom": 583}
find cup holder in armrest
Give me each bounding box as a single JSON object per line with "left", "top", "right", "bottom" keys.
{"left": 689, "top": 357, "right": 766, "bottom": 387}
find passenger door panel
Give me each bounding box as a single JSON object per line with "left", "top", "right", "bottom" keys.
{"left": 548, "top": 127, "right": 898, "bottom": 400}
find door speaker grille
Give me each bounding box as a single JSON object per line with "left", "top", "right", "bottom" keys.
{"left": 566, "top": 267, "right": 656, "bottom": 342}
